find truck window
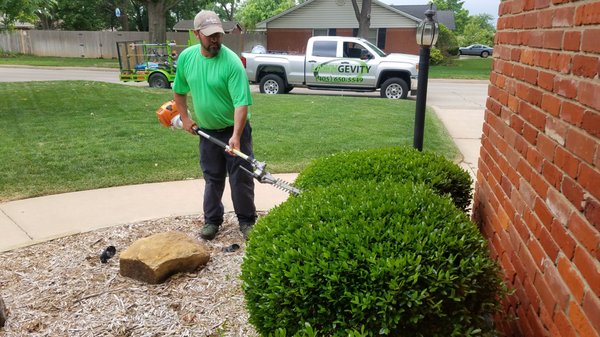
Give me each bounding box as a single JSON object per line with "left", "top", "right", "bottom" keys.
{"left": 343, "top": 42, "right": 372, "bottom": 60}
{"left": 312, "top": 41, "right": 337, "bottom": 57}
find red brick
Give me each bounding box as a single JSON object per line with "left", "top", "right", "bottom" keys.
{"left": 524, "top": 67, "right": 538, "bottom": 85}
{"left": 553, "top": 310, "right": 578, "bottom": 337}
{"left": 578, "top": 80, "right": 600, "bottom": 111}
{"left": 546, "top": 188, "right": 573, "bottom": 225}
{"left": 521, "top": 101, "right": 547, "bottom": 129}
{"left": 552, "top": 0, "right": 569, "bottom": 4}
{"left": 555, "top": 7, "right": 575, "bottom": 27}
{"left": 538, "top": 134, "right": 557, "bottom": 162}
{"left": 579, "top": 163, "right": 600, "bottom": 201}
{"left": 527, "top": 146, "right": 544, "bottom": 172}
{"left": 561, "top": 176, "right": 585, "bottom": 211}
{"left": 536, "top": 0, "right": 550, "bottom": 9}
{"left": 557, "top": 255, "right": 585, "bottom": 301}
{"left": 568, "top": 300, "right": 599, "bottom": 337}
{"left": 554, "top": 146, "right": 581, "bottom": 179}
{"left": 569, "top": 212, "right": 600, "bottom": 257}
{"left": 538, "top": 71, "right": 555, "bottom": 91}
{"left": 565, "top": 129, "right": 596, "bottom": 164}
{"left": 541, "top": 94, "right": 561, "bottom": 116}
{"left": 563, "top": 31, "right": 581, "bottom": 51}
{"left": 573, "top": 55, "right": 599, "bottom": 79}
{"left": 543, "top": 161, "right": 562, "bottom": 189}
{"left": 582, "top": 28, "right": 600, "bottom": 53}
{"left": 554, "top": 77, "right": 578, "bottom": 99}
{"left": 550, "top": 52, "right": 572, "bottom": 74}
{"left": 582, "top": 291, "right": 600, "bottom": 333}
{"left": 576, "top": 2, "right": 600, "bottom": 25}
{"left": 550, "top": 219, "right": 577, "bottom": 259}
{"left": 523, "top": 122, "right": 540, "bottom": 145}
{"left": 581, "top": 110, "right": 600, "bottom": 138}
{"left": 573, "top": 246, "right": 600, "bottom": 297}
{"left": 535, "top": 196, "right": 554, "bottom": 227}
{"left": 537, "top": 50, "right": 553, "bottom": 69}
{"left": 545, "top": 117, "right": 568, "bottom": 144}
{"left": 538, "top": 9, "right": 554, "bottom": 28}
{"left": 584, "top": 197, "right": 600, "bottom": 231}
{"left": 561, "top": 101, "right": 585, "bottom": 127}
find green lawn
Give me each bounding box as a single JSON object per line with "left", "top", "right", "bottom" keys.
{"left": 429, "top": 57, "right": 493, "bottom": 80}
{"left": 0, "top": 81, "right": 458, "bottom": 201}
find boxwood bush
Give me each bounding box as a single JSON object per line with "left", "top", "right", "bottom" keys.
{"left": 242, "top": 181, "right": 505, "bottom": 337}
{"left": 294, "top": 146, "right": 473, "bottom": 212}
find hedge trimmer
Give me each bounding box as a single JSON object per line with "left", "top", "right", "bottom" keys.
{"left": 156, "top": 100, "right": 301, "bottom": 196}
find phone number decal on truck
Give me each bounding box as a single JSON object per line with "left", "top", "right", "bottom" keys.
{"left": 312, "top": 59, "right": 370, "bottom": 83}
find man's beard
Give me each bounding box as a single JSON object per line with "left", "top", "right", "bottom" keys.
{"left": 201, "top": 40, "right": 221, "bottom": 57}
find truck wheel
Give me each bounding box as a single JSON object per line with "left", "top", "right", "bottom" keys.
{"left": 260, "top": 74, "right": 284, "bottom": 94}
{"left": 381, "top": 78, "right": 408, "bottom": 99}
{"left": 149, "top": 73, "right": 170, "bottom": 89}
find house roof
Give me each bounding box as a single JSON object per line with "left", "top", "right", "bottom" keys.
{"left": 390, "top": 5, "right": 456, "bottom": 30}
{"left": 255, "top": 0, "right": 455, "bottom": 30}
{"left": 173, "top": 20, "right": 242, "bottom": 32}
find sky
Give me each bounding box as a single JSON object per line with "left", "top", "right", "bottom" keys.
{"left": 388, "top": 0, "right": 502, "bottom": 22}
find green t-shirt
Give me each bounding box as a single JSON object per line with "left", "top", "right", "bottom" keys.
{"left": 173, "top": 44, "right": 252, "bottom": 130}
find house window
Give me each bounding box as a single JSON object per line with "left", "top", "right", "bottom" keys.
{"left": 377, "top": 28, "right": 386, "bottom": 49}
{"left": 312, "top": 41, "right": 337, "bottom": 57}
{"left": 352, "top": 28, "right": 379, "bottom": 45}
{"left": 313, "top": 29, "right": 327, "bottom": 36}
{"left": 314, "top": 29, "right": 337, "bottom": 36}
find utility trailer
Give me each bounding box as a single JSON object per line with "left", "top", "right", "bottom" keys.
{"left": 116, "top": 41, "right": 187, "bottom": 88}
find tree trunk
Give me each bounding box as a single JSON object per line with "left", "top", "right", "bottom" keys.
{"left": 351, "top": 0, "right": 371, "bottom": 39}
{"left": 146, "top": 1, "right": 167, "bottom": 42}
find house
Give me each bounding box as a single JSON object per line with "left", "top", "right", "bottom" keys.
{"left": 173, "top": 20, "right": 243, "bottom": 34}
{"left": 255, "top": 0, "right": 454, "bottom": 55}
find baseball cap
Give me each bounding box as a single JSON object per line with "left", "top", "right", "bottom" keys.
{"left": 194, "top": 10, "right": 224, "bottom": 36}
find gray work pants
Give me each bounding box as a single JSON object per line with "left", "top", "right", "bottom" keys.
{"left": 199, "top": 123, "right": 256, "bottom": 226}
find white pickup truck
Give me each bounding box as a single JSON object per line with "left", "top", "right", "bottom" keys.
{"left": 241, "top": 36, "right": 419, "bottom": 99}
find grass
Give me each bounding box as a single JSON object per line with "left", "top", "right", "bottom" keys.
{"left": 0, "top": 81, "right": 458, "bottom": 201}
{"left": 429, "top": 57, "right": 493, "bottom": 80}
{"left": 0, "top": 53, "right": 119, "bottom": 68}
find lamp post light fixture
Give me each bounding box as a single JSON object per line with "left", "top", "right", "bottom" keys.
{"left": 413, "top": 4, "right": 439, "bottom": 151}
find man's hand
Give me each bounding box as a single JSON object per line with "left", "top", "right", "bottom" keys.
{"left": 227, "top": 135, "right": 241, "bottom": 156}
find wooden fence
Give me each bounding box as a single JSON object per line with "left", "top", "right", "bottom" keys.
{"left": 0, "top": 30, "right": 266, "bottom": 58}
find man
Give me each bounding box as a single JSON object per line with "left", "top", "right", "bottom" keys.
{"left": 173, "top": 10, "right": 256, "bottom": 240}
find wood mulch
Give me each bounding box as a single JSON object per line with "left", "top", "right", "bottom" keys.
{"left": 0, "top": 212, "right": 261, "bottom": 337}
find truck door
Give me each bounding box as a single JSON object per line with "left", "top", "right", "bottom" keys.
{"left": 305, "top": 40, "right": 338, "bottom": 86}
{"left": 305, "top": 40, "right": 376, "bottom": 88}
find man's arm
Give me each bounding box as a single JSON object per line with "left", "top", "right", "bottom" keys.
{"left": 173, "top": 92, "right": 196, "bottom": 134}
{"left": 228, "top": 105, "right": 248, "bottom": 152}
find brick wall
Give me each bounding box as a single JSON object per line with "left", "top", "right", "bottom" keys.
{"left": 472, "top": 0, "right": 600, "bottom": 336}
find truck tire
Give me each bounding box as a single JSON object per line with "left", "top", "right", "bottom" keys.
{"left": 381, "top": 78, "right": 408, "bottom": 99}
{"left": 285, "top": 85, "right": 294, "bottom": 93}
{"left": 260, "top": 74, "right": 285, "bottom": 94}
{"left": 149, "top": 73, "right": 170, "bottom": 89}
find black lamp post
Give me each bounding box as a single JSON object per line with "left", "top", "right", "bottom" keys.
{"left": 413, "top": 5, "right": 439, "bottom": 151}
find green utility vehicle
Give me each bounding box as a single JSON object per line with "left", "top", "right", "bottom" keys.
{"left": 116, "top": 41, "right": 187, "bottom": 88}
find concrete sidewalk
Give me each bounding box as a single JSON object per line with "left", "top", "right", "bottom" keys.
{"left": 0, "top": 174, "right": 297, "bottom": 252}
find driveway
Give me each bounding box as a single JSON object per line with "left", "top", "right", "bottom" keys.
{"left": 0, "top": 65, "right": 489, "bottom": 177}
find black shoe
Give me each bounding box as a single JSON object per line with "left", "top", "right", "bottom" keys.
{"left": 200, "top": 224, "right": 219, "bottom": 240}
{"left": 240, "top": 223, "right": 254, "bottom": 240}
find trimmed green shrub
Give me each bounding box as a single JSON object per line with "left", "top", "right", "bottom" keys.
{"left": 294, "top": 146, "right": 472, "bottom": 212}
{"left": 242, "top": 181, "right": 505, "bottom": 337}
{"left": 430, "top": 47, "right": 445, "bottom": 65}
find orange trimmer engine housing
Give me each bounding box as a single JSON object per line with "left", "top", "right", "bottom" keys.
{"left": 156, "top": 100, "right": 179, "bottom": 127}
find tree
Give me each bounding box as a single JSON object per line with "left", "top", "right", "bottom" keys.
{"left": 432, "top": 0, "right": 469, "bottom": 33}
{"left": 138, "top": 0, "right": 184, "bottom": 42}
{"left": 350, "top": 0, "right": 371, "bottom": 39}
{"left": 458, "top": 14, "right": 495, "bottom": 46}
{"left": 235, "top": 0, "right": 294, "bottom": 30}
{"left": 35, "top": 0, "right": 60, "bottom": 29}
{"left": 0, "top": 0, "right": 38, "bottom": 30}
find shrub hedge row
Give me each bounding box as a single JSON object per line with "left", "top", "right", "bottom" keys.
{"left": 294, "top": 146, "right": 473, "bottom": 212}
{"left": 242, "top": 180, "right": 505, "bottom": 337}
